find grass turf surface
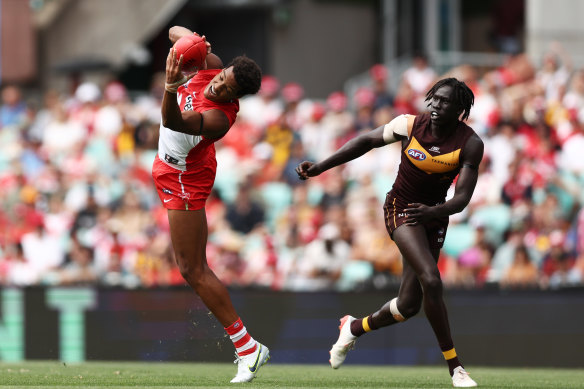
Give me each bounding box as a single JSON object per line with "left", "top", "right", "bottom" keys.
{"left": 0, "top": 362, "right": 583, "bottom": 389}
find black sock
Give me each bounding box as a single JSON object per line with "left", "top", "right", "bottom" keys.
{"left": 350, "top": 316, "right": 375, "bottom": 337}
{"left": 442, "top": 348, "right": 463, "bottom": 376}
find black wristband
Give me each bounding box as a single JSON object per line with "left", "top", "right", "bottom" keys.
{"left": 197, "top": 114, "right": 204, "bottom": 136}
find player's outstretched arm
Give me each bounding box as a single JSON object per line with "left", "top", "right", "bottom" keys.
{"left": 296, "top": 125, "right": 388, "bottom": 180}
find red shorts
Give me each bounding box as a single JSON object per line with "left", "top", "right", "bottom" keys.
{"left": 383, "top": 191, "right": 449, "bottom": 249}
{"left": 151, "top": 155, "right": 216, "bottom": 210}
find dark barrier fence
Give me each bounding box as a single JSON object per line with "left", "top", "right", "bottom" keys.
{"left": 1, "top": 287, "right": 583, "bottom": 367}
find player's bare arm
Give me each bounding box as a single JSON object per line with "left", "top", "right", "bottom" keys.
{"left": 169, "top": 26, "right": 195, "bottom": 43}
{"left": 404, "top": 133, "right": 484, "bottom": 224}
{"left": 161, "top": 48, "right": 230, "bottom": 139}
{"left": 296, "top": 125, "right": 388, "bottom": 180}
{"left": 296, "top": 114, "right": 412, "bottom": 180}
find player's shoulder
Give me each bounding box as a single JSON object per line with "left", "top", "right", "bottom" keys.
{"left": 460, "top": 122, "right": 484, "bottom": 146}
{"left": 205, "top": 53, "right": 223, "bottom": 69}
{"left": 405, "top": 114, "right": 416, "bottom": 128}
{"left": 467, "top": 132, "right": 484, "bottom": 147}
{"left": 462, "top": 131, "right": 485, "bottom": 160}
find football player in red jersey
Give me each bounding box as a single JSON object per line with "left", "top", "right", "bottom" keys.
{"left": 297, "top": 78, "right": 483, "bottom": 388}
{"left": 152, "top": 26, "right": 269, "bottom": 383}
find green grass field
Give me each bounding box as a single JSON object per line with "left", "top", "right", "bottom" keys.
{"left": 0, "top": 361, "right": 583, "bottom": 389}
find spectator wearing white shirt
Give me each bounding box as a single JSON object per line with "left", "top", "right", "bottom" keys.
{"left": 402, "top": 53, "right": 437, "bottom": 96}
{"left": 290, "top": 223, "right": 351, "bottom": 291}
{"left": 535, "top": 42, "right": 572, "bottom": 103}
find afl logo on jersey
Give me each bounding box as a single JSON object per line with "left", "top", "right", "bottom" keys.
{"left": 408, "top": 149, "right": 426, "bottom": 161}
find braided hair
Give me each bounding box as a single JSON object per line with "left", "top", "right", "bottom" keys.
{"left": 425, "top": 78, "right": 474, "bottom": 121}
{"left": 227, "top": 55, "right": 262, "bottom": 97}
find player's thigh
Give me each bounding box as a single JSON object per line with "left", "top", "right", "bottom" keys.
{"left": 167, "top": 208, "right": 208, "bottom": 263}
{"left": 392, "top": 224, "right": 439, "bottom": 277}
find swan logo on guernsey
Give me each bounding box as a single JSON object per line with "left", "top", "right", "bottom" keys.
{"left": 408, "top": 149, "right": 426, "bottom": 161}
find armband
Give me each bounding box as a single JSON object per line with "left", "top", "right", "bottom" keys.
{"left": 462, "top": 162, "right": 478, "bottom": 170}
{"left": 383, "top": 115, "right": 409, "bottom": 144}
{"left": 196, "top": 114, "right": 204, "bottom": 136}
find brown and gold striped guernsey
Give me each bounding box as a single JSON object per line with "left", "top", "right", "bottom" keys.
{"left": 390, "top": 112, "right": 476, "bottom": 206}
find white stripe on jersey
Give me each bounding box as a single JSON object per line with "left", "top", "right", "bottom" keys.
{"left": 157, "top": 87, "right": 202, "bottom": 171}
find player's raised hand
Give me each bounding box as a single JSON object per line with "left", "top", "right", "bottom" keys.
{"left": 201, "top": 35, "right": 212, "bottom": 54}
{"left": 296, "top": 161, "right": 321, "bottom": 180}
{"left": 165, "top": 48, "right": 184, "bottom": 84}
{"left": 165, "top": 48, "right": 195, "bottom": 92}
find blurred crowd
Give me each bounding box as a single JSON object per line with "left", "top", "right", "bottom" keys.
{"left": 1, "top": 43, "right": 584, "bottom": 291}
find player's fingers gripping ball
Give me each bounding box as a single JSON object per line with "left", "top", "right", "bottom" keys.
{"left": 173, "top": 35, "right": 207, "bottom": 74}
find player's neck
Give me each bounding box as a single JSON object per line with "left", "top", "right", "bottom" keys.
{"left": 430, "top": 121, "right": 457, "bottom": 139}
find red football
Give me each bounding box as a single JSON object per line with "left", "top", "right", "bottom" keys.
{"left": 173, "top": 35, "right": 207, "bottom": 73}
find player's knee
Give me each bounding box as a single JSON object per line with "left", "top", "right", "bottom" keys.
{"left": 397, "top": 298, "right": 422, "bottom": 318}
{"left": 175, "top": 255, "right": 205, "bottom": 283}
{"left": 419, "top": 272, "right": 443, "bottom": 295}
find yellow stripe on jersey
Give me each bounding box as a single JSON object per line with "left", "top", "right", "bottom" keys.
{"left": 405, "top": 137, "right": 461, "bottom": 174}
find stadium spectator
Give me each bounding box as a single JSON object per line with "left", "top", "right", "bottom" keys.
{"left": 0, "top": 85, "right": 29, "bottom": 129}
{"left": 263, "top": 112, "right": 296, "bottom": 174}
{"left": 47, "top": 242, "right": 97, "bottom": 286}
{"left": 353, "top": 87, "right": 376, "bottom": 131}
{"left": 2, "top": 243, "right": 38, "bottom": 286}
{"left": 402, "top": 53, "right": 437, "bottom": 111}
{"left": 238, "top": 75, "right": 283, "bottom": 129}
{"left": 225, "top": 183, "right": 265, "bottom": 234}
{"left": 369, "top": 64, "right": 394, "bottom": 111}
{"left": 297, "top": 102, "right": 327, "bottom": 161}
{"left": 500, "top": 245, "right": 539, "bottom": 288}
{"left": 288, "top": 222, "right": 351, "bottom": 291}
{"left": 21, "top": 216, "right": 65, "bottom": 279}
{"left": 535, "top": 42, "right": 572, "bottom": 103}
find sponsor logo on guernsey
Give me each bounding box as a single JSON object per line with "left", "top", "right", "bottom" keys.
{"left": 162, "top": 188, "right": 173, "bottom": 194}
{"left": 184, "top": 94, "right": 194, "bottom": 111}
{"left": 429, "top": 146, "right": 440, "bottom": 152}
{"left": 407, "top": 149, "right": 426, "bottom": 161}
{"left": 164, "top": 154, "right": 179, "bottom": 165}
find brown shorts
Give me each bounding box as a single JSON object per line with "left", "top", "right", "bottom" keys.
{"left": 383, "top": 191, "right": 449, "bottom": 249}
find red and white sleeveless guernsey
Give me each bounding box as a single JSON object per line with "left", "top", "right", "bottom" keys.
{"left": 152, "top": 69, "right": 239, "bottom": 210}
